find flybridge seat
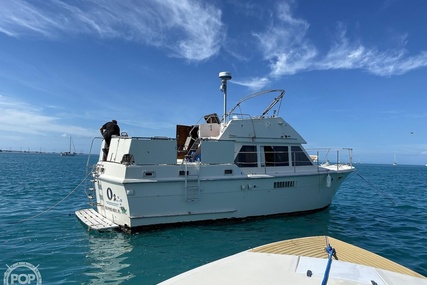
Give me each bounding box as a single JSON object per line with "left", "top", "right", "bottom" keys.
{"left": 178, "top": 113, "right": 222, "bottom": 160}
{"left": 198, "top": 124, "right": 221, "bottom": 138}
{"left": 199, "top": 113, "right": 221, "bottom": 138}
{"left": 204, "top": 113, "right": 220, "bottom": 124}
{"left": 185, "top": 113, "right": 222, "bottom": 161}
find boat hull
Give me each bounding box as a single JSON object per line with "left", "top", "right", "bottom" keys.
{"left": 94, "top": 166, "right": 352, "bottom": 230}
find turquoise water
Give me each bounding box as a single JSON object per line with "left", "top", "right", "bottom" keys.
{"left": 1, "top": 153, "right": 426, "bottom": 284}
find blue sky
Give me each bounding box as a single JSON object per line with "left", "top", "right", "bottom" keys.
{"left": 0, "top": 0, "right": 426, "bottom": 165}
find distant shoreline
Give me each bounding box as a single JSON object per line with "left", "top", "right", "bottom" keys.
{"left": 0, "top": 149, "right": 85, "bottom": 155}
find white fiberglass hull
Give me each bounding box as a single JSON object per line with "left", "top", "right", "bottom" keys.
{"left": 158, "top": 236, "right": 427, "bottom": 284}
{"left": 94, "top": 166, "right": 352, "bottom": 230}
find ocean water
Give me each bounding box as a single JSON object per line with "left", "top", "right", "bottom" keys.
{"left": 1, "top": 152, "right": 426, "bottom": 284}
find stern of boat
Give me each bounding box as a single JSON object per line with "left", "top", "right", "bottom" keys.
{"left": 75, "top": 159, "right": 133, "bottom": 231}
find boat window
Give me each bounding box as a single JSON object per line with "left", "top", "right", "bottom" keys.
{"left": 235, "top": 145, "right": 257, "bottom": 167}
{"left": 263, "top": 146, "right": 289, "bottom": 166}
{"left": 291, "top": 146, "right": 312, "bottom": 166}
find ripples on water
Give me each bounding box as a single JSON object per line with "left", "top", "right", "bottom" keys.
{"left": 1, "top": 153, "right": 426, "bottom": 284}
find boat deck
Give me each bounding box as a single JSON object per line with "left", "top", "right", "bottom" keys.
{"left": 75, "top": 208, "right": 119, "bottom": 231}
{"left": 159, "top": 235, "right": 426, "bottom": 285}
{"left": 250, "top": 236, "right": 425, "bottom": 279}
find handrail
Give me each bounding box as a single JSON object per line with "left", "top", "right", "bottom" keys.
{"left": 85, "top": 137, "right": 103, "bottom": 172}
{"left": 227, "top": 89, "right": 285, "bottom": 118}
{"left": 306, "top": 148, "right": 353, "bottom": 168}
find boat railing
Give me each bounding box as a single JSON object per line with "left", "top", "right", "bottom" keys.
{"left": 126, "top": 136, "right": 176, "bottom": 141}
{"left": 306, "top": 148, "right": 354, "bottom": 169}
{"left": 83, "top": 137, "right": 104, "bottom": 207}
{"left": 226, "top": 89, "right": 285, "bottom": 119}
{"left": 86, "top": 137, "right": 103, "bottom": 172}
{"left": 236, "top": 147, "right": 353, "bottom": 173}
{"left": 228, "top": 113, "right": 283, "bottom": 120}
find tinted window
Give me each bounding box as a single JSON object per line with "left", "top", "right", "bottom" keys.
{"left": 263, "top": 146, "right": 289, "bottom": 166}
{"left": 235, "top": 145, "right": 257, "bottom": 167}
{"left": 291, "top": 146, "right": 312, "bottom": 166}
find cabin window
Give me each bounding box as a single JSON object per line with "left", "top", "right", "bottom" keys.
{"left": 291, "top": 146, "right": 312, "bottom": 166}
{"left": 263, "top": 146, "right": 289, "bottom": 166}
{"left": 235, "top": 145, "right": 257, "bottom": 167}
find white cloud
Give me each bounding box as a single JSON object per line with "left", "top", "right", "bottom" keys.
{"left": 316, "top": 24, "right": 427, "bottom": 76}
{"left": 1, "top": 0, "right": 427, "bottom": 87}
{"left": 0, "top": 1, "right": 59, "bottom": 37}
{"left": 253, "top": 2, "right": 317, "bottom": 77}
{"left": 232, "top": 77, "right": 271, "bottom": 90}
{"left": 0, "top": 0, "right": 223, "bottom": 61}
{"left": 157, "top": 0, "right": 224, "bottom": 61}
{"left": 250, "top": 2, "right": 427, "bottom": 87}
{"left": 0, "top": 95, "right": 92, "bottom": 137}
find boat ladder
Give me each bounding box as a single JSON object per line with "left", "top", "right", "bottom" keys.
{"left": 185, "top": 138, "right": 201, "bottom": 162}
{"left": 184, "top": 161, "right": 201, "bottom": 202}
{"left": 85, "top": 165, "right": 98, "bottom": 207}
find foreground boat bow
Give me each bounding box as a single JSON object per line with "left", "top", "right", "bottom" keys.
{"left": 158, "top": 236, "right": 427, "bottom": 285}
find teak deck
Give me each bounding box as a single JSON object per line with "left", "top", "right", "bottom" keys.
{"left": 250, "top": 236, "right": 425, "bottom": 279}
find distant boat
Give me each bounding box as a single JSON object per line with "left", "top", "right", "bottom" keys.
{"left": 61, "top": 136, "right": 76, "bottom": 156}
{"left": 393, "top": 153, "right": 397, "bottom": 166}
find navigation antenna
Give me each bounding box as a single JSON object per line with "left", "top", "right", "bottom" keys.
{"left": 219, "top": 71, "right": 232, "bottom": 123}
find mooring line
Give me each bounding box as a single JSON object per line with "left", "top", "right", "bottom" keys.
{"left": 7, "top": 171, "right": 92, "bottom": 224}
{"left": 355, "top": 171, "right": 396, "bottom": 205}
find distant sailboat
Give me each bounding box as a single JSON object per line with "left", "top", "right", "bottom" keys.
{"left": 393, "top": 153, "right": 397, "bottom": 166}
{"left": 61, "top": 136, "right": 77, "bottom": 156}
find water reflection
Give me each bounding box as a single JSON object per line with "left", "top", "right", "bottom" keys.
{"left": 84, "top": 232, "right": 135, "bottom": 284}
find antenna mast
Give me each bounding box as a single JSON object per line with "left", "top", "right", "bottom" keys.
{"left": 219, "top": 71, "right": 232, "bottom": 123}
